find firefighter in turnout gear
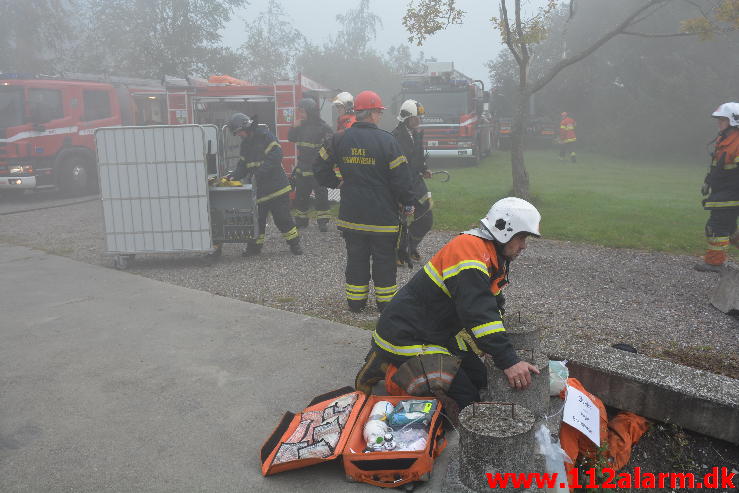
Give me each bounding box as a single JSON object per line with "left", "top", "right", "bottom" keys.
{"left": 392, "top": 99, "right": 433, "bottom": 262}
{"left": 315, "top": 90, "right": 416, "bottom": 313}
{"left": 354, "top": 197, "right": 542, "bottom": 417}
{"left": 695, "top": 102, "right": 739, "bottom": 272}
{"left": 332, "top": 91, "right": 356, "bottom": 131}
{"left": 226, "top": 113, "right": 302, "bottom": 256}
{"left": 559, "top": 112, "right": 577, "bottom": 162}
{"left": 288, "top": 98, "right": 334, "bottom": 231}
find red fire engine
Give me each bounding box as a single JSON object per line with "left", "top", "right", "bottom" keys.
{"left": 398, "top": 62, "right": 494, "bottom": 164}
{"left": 0, "top": 73, "right": 332, "bottom": 194}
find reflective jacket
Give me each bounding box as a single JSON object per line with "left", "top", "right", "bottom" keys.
{"left": 337, "top": 113, "right": 356, "bottom": 131}
{"left": 232, "top": 126, "right": 291, "bottom": 204}
{"left": 315, "top": 121, "right": 415, "bottom": 235}
{"left": 288, "top": 117, "right": 333, "bottom": 177}
{"left": 704, "top": 128, "right": 739, "bottom": 209}
{"left": 559, "top": 117, "right": 576, "bottom": 143}
{"left": 392, "top": 123, "right": 430, "bottom": 205}
{"left": 372, "top": 233, "right": 519, "bottom": 370}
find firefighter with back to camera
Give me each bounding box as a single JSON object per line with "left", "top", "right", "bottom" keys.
{"left": 288, "top": 98, "right": 334, "bottom": 232}
{"left": 392, "top": 99, "right": 433, "bottom": 262}
{"left": 225, "top": 113, "right": 302, "bottom": 256}
{"left": 332, "top": 91, "right": 356, "bottom": 131}
{"left": 314, "top": 90, "right": 416, "bottom": 313}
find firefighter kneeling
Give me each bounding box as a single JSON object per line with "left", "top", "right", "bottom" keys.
{"left": 354, "top": 197, "right": 542, "bottom": 423}
{"left": 226, "top": 113, "right": 302, "bottom": 256}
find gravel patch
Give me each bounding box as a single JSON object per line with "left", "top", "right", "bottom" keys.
{"left": 1, "top": 198, "right": 737, "bottom": 377}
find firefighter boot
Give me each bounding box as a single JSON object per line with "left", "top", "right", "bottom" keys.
{"left": 376, "top": 301, "right": 390, "bottom": 313}
{"left": 288, "top": 237, "right": 303, "bottom": 255}
{"left": 295, "top": 216, "right": 309, "bottom": 229}
{"left": 730, "top": 232, "right": 739, "bottom": 249}
{"left": 242, "top": 242, "right": 262, "bottom": 257}
{"left": 354, "top": 349, "right": 389, "bottom": 395}
{"left": 348, "top": 299, "right": 367, "bottom": 313}
{"left": 694, "top": 250, "right": 726, "bottom": 272}
{"left": 433, "top": 390, "right": 461, "bottom": 430}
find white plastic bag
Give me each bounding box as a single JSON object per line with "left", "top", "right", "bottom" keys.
{"left": 548, "top": 360, "right": 569, "bottom": 396}
{"left": 535, "top": 424, "right": 571, "bottom": 493}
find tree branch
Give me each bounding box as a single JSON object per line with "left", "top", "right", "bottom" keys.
{"left": 528, "top": 0, "right": 669, "bottom": 95}
{"left": 500, "top": 0, "right": 523, "bottom": 67}
{"left": 621, "top": 30, "right": 703, "bottom": 38}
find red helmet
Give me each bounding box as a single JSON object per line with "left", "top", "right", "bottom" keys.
{"left": 354, "top": 90, "right": 386, "bottom": 111}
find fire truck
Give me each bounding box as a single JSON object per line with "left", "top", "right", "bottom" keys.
{"left": 398, "top": 62, "right": 494, "bottom": 164}
{"left": 0, "top": 72, "right": 332, "bottom": 195}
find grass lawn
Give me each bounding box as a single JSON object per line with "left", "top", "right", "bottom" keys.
{"left": 427, "top": 150, "right": 708, "bottom": 255}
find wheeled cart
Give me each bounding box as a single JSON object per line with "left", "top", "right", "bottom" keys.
{"left": 95, "top": 125, "right": 258, "bottom": 269}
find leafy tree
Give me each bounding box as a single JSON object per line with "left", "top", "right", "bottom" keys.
{"left": 404, "top": 0, "right": 739, "bottom": 199}
{"left": 296, "top": 0, "right": 428, "bottom": 129}
{"left": 239, "top": 0, "right": 306, "bottom": 83}
{"left": 0, "top": 0, "right": 76, "bottom": 73}
{"left": 69, "top": 0, "right": 246, "bottom": 78}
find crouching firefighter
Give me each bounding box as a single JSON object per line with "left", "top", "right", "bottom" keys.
{"left": 392, "top": 99, "right": 433, "bottom": 262}
{"left": 288, "top": 98, "right": 334, "bottom": 231}
{"left": 314, "top": 90, "right": 416, "bottom": 313}
{"left": 354, "top": 197, "right": 542, "bottom": 423}
{"left": 226, "top": 113, "right": 302, "bottom": 256}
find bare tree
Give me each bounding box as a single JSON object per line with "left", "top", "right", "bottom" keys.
{"left": 404, "top": 0, "right": 739, "bottom": 199}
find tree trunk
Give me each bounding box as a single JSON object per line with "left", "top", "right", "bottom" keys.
{"left": 510, "top": 92, "right": 530, "bottom": 200}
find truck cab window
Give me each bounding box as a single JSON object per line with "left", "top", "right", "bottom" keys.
{"left": 83, "top": 90, "right": 112, "bottom": 121}
{"left": 0, "top": 86, "right": 24, "bottom": 128}
{"left": 28, "top": 88, "right": 63, "bottom": 123}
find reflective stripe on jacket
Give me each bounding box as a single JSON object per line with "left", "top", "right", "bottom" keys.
{"left": 232, "top": 126, "right": 290, "bottom": 203}
{"left": 392, "top": 123, "right": 430, "bottom": 204}
{"left": 704, "top": 128, "right": 739, "bottom": 209}
{"left": 314, "top": 121, "right": 415, "bottom": 235}
{"left": 559, "top": 117, "right": 576, "bottom": 143}
{"left": 373, "top": 234, "right": 519, "bottom": 369}
{"left": 288, "top": 117, "right": 333, "bottom": 176}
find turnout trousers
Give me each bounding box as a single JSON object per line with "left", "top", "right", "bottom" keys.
{"left": 343, "top": 231, "right": 398, "bottom": 312}
{"left": 251, "top": 194, "right": 299, "bottom": 250}
{"left": 408, "top": 198, "right": 433, "bottom": 254}
{"left": 364, "top": 345, "right": 487, "bottom": 412}
{"left": 559, "top": 141, "right": 576, "bottom": 162}
{"left": 293, "top": 174, "right": 331, "bottom": 227}
{"left": 703, "top": 207, "right": 739, "bottom": 265}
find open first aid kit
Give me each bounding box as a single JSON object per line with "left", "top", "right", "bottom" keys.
{"left": 260, "top": 387, "right": 447, "bottom": 488}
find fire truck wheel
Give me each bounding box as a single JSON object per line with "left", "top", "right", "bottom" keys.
{"left": 60, "top": 154, "right": 96, "bottom": 195}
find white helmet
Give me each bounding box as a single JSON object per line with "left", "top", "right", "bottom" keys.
{"left": 712, "top": 102, "right": 739, "bottom": 127}
{"left": 398, "top": 99, "right": 425, "bottom": 122}
{"left": 480, "top": 197, "right": 541, "bottom": 244}
{"left": 332, "top": 91, "right": 354, "bottom": 108}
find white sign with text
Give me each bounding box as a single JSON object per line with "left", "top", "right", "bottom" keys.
{"left": 562, "top": 385, "right": 600, "bottom": 446}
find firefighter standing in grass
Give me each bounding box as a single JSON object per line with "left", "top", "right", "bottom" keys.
{"left": 559, "top": 112, "right": 577, "bottom": 162}
{"left": 354, "top": 198, "right": 541, "bottom": 419}
{"left": 315, "top": 90, "right": 416, "bottom": 313}
{"left": 333, "top": 91, "right": 356, "bottom": 131}
{"left": 392, "top": 99, "right": 433, "bottom": 261}
{"left": 288, "top": 98, "right": 333, "bottom": 232}
{"left": 695, "top": 102, "right": 739, "bottom": 272}
{"left": 226, "top": 113, "right": 302, "bottom": 256}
